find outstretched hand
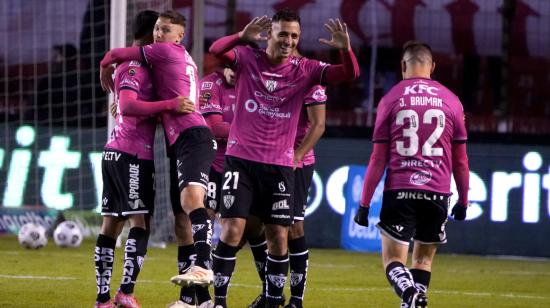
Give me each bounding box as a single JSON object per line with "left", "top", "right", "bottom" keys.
{"left": 319, "top": 18, "right": 351, "bottom": 50}
{"left": 239, "top": 15, "right": 272, "bottom": 42}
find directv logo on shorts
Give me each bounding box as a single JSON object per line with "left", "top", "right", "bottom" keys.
{"left": 396, "top": 191, "right": 443, "bottom": 200}
{"left": 128, "top": 163, "right": 140, "bottom": 200}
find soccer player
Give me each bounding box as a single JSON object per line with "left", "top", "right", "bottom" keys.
{"left": 168, "top": 67, "right": 237, "bottom": 308}
{"left": 94, "top": 10, "right": 195, "bottom": 308}
{"left": 247, "top": 84, "right": 327, "bottom": 308}
{"left": 354, "top": 41, "right": 470, "bottom": 308}
{"left": 99, "top": 10, "right": 217, "bottom": 290}
{"left": 206, "top": 9, "right": 359, "bottom": 308}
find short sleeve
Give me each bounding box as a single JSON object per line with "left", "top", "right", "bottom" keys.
{"left": 141, "top": 43, "right": 173, "bottom": 66}
{"left": 199, "top": 75, "right": 223, "bottom": 115}
{"left": 372, "top": 97, "right": 391, "bottom": 143}
{"left": 453, "top": 99, "right": 468, "bottom": 142}
{"left": 304, "top": 85, "right": 327, "bottom": 106}
{"left": 117, "top": 63, "right": 147, "bottom": 93}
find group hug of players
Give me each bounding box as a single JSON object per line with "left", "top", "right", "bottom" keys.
{"left": 94, "top": 6, "right": 469, "bottom": 308}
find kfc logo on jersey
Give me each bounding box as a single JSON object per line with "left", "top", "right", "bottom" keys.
{"left": 410, "top": 170, "right": 433, "bottom": 185}
{"left": 201, "top": 81, "right": 213, "bottom": 90}
{"left": 403, "top": 84, "right": 439, "bottom": 96}
{"left": 265, "top": 80, "right": 278, "bottom": 92}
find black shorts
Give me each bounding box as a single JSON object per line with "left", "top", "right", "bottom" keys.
{"left": 293, "top": 164, "right": 315, "bottom": 221}
{"left": 376, "top": 190, "right": 450, "bottom": 245}
{"left": 205, "top": 168, "right": 223, "bottom": 212}
{"left": 101, "top": 150, "right": 155, "bottom": 217}
{"left": 169, "top": 127, "right": 216, "bottom": 214}
{"left": 220, "top": 156, "right": 294, "bottom": 226}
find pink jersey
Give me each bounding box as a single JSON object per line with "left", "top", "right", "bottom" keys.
{"left": 106, "top": 61, "right": 157, "bottom": 160}
{"left": 295, "top": 85, "right": 327, "bottom": 166}
{"left": 227, "top": 46, "right": 328, "bottom": 167}
{"left": 141, "top": 42, "right": 207, "bottom": 145}
{"left": 199, "top": 71, "right": 236, "bottom": 173}
{"left": 373, "top": 77, "right": 467, "bottom": 194}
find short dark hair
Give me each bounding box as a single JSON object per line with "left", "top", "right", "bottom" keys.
{"left": 133, "top": 10, "right": 159, "bottom": 40}
{"left": 402, "top": 40, "right": 433, "bottom": 64}
{"left": 272, "top": 8, "right": 301, "bottom": 24}
{"left": 160, "top": 10, "right": 186, "bottom": 28}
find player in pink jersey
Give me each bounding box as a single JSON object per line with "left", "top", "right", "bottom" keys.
{"left": 354, "top": 41, "right": 470, "bottom": 308}
{"left": 99, "top": 10, "right": 217, "bottom": 305}
{"left": 93, "top": 11, "right": 194, "bottom": 308}
{"left": 208, "top": 9, "right": 359, "bottom": 308}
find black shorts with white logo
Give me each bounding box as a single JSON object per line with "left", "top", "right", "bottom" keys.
{"left": 220, "top": 156, "right": 294, "bottom": 226}
{"left": 172, "top": 126, "right": 216, "bottom": 191}
{"left": 205, "top": 168, "right": 223, "bottom": 212}
{"left": 101, "top": 150, "right": 155, "bottom": 217}
{"left": 293, "top": 164, "right": 315, "bottom": 221}
{"left": 169, "top": 126, "right": 216, "bottom": 214}
{"left": 376, "top": 190, "right": 450, "bottom": 245}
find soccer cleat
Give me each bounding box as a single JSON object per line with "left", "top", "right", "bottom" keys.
{"left": 166, "top": 300, "right": 196, "bottom": 308}
{"left": 197, "top": 300, "right": 215, "bottom": 308}
{"left": 94, "top": 300, "right": 112, "bottom": 308}
{"left": 401, "top": 292, "right": 428, "bottom": 308}
{"left": 114, "top": 290, "right": 140, "bottom": 308}
{"left": 248, "top": 294, "right": 285, "bottom": 308}
{"left": 283, "top": 300, "right": 302, "bottom": 308}
{"left": 170, "top": 265, "right": 214, "bottom": 286}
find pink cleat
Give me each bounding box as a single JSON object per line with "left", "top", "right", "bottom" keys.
{"left": 114, "top": 289, "right": 140, "bottom": 308}
{"left": 94, "top": 300, "right": 113, "bottom": 308}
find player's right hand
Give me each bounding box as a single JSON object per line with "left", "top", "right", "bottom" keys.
{"left": 239, "top": 15, "right": 272, "bottom": 42}
{"left": 450, "top": 202, "right": 468, "bottom": 220}
{"left": 354, "top": 206, "right": 370, "bottom": 227}
{"left": 100, "top": 65, "right": 115, "bottom": 93}
{"left": 175, "top": 96, "right": 196, "bottom": 114}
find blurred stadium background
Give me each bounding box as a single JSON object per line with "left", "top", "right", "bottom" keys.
{"left": 1, "top": 1, "right": 550, "bottom": 304}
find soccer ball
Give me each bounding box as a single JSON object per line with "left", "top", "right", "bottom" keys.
{"left": 53, "top": 221, "right": 83, "bottom": 248}
{"left": 18, "top": 223, "right": 48, "bottom": 249}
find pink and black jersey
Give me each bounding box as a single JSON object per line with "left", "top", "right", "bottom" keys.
{"left": 198, "top": 71, "right": 236, "bottom": 173}
{"left": 227, "top": 46, "right": 328, "bottom": 167}
{"left": 295, "top": 85, "right": 327, "bottom": 166}
{"left": 141, "top": 42, "right": 207, "bottom": 145}
{"left": 373, "top": 77, "right": 467, "bottom": 194}
{"left": 106, "top": 61, "right": 156, "bottom": 160}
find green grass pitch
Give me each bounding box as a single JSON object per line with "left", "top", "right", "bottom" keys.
{"left": 1, "top": 236, "right": 549, "bottom": 307}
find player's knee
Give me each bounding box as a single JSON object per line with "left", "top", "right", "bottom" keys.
{"left": 266, "top": 230, "right": 288, "bottom": 255}
{"left": 288, "top": 222, "right": 304, "bottom": 239}
{"left": 181, "top": 186, "right": 206, "bottom": 210}
{"left": 220, "top": 218, "right": 245, "bottom": 246}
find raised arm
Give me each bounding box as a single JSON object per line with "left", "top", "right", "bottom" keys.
{"left": 318, "top": 18, "right": 360, "bottom": 84}
{"left": 100, "top": 47, "right": 142, "bottom": 68}
{"left": 209, "top": 16, "right": 272, "bottom": 65}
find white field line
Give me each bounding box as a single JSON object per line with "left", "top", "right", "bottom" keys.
{"left": 0, "top": 274, "right": 547, "bottom": 300}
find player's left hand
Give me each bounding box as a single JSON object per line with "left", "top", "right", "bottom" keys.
{"left": 174, "top": 96, "right": 196, "bottom": 114}
{"left": 450, "top": 202, "right": 468, "bottom": 220}
{"left": 319, "top": 18, "right": 351, "bottom": 50}
{"left": 354, "top": 205, "right": 370, "bottom": 227}
{"left": 100, "top": 65, "right": 115, "bottom": 93}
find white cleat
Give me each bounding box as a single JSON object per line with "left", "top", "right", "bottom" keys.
{"left": 170, "top": 265, "right": 214, "bottom": 287}
{"left": 166, "top": 300, "right": 196, "bottom": 308}
{"left": 197, "top": 300, "right": 215, "bottom": 308}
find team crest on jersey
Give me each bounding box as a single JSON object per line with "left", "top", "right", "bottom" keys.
{"left": 265, "top": 79, "right": 277, "bottom": 92}
{"left": 201, "top": 81, "right": 213, "bottom": 90}
{"left": 223, "top": 195, "right": 235, "bottom": 209}
{"left": 410, "top": 170, "right": 432, "bottom": 185}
